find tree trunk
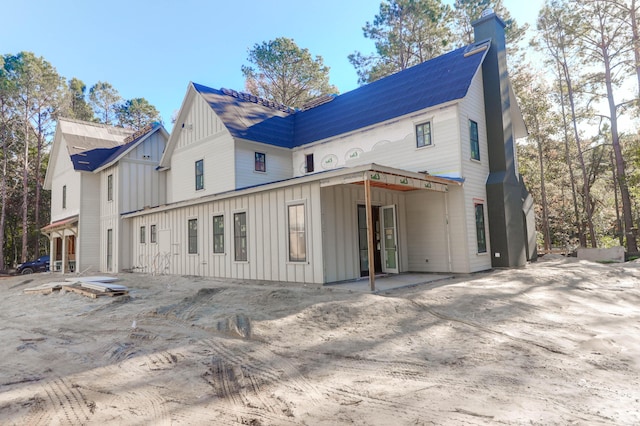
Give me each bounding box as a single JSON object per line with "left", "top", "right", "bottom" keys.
{"left": 563, "top": 60, "right": 597, "bottom": 247}
{"left": 630, "top": 0, "right": 640, "bottom": 99}
{"left": 556, "top": 63, "right": 584, "bottom": 247}
{"left": 21, "top": 107, "right": 29, "bottom": 263}
{"left": 611, "top": 150, "right": 623, "bottom": 246}
{"left": 602, "top": 40, "right": 638, "bottom": 253}
{"left": 0, "top": 136, "right": 7, "bottom": 271}
{"left": 35, "top": 115, "right": 42, "bottom": 255}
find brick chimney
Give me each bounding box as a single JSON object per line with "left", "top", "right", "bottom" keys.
{"left": 473, "top": 10, "right": 529, "bottom": 267}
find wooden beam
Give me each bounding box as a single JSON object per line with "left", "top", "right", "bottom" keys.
{"left": 364, "top": 175, "right": 375, "bottom": 291}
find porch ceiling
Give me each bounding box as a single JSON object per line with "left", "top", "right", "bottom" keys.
{"left": 320, "top": 169, "right": 460, "bottom": 193}
{"left": 41, "top": 215, "right": 78, "bottom": 234}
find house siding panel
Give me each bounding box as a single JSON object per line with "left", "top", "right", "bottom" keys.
{"left": 234, "top": 140, "right": 293, "bottom": 189}
{"left": 79, "top": 173, "right": 101, "bottom": 272}
{"left": 292, "top": 105, "right": 462, "bottom": 180}
{"left": 459, "top": 71, "right": 492, "bottom": 273}
{"left": 129, "top": 182, "right": 324, "bottom": 283}
{"left": 50, "top": 138, "right": 81, "bottom": 221}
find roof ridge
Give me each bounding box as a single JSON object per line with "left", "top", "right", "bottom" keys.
{"left": 220, "top": 87, "right": 296, "bottom": 113}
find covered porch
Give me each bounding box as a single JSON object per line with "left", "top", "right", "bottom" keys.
{"left": 319, "top": 165, "right": 462, "bottom": 291}
{"left": 41, "top": 215, "right": 78, "bottom": 274}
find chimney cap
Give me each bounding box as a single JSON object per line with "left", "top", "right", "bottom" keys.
{"left": 481, "top": 8, "right": 495, "bottom": 18}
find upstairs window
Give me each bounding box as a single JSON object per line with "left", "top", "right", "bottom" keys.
{"left": 195, "top": 159, "right": 204, "bottom": 191}
{"left": 107, "top": 174, "right": 113, "bottom": 201}
{"left": 416, "top": 122, "right": 432, "bottom": 148}
{"left": 62, "top": 185, "right": 67, "bottom": 209}
{"left": 475, "top": 203, "right": 487, "bottom": 253}
{"left": 255, "top": 152, "right": 266, "bottom": 172}
{"left": 188, "top": 218, "right": 198, "bottom": 254}
{"left": 305, "top": 153, "right": 314, "bottom": 173}
{"left": 470, "top": 120, "right": 480, "bottom": 160}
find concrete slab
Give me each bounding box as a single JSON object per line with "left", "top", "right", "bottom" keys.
{"left": 326, "top": 273, "right": 453, "bottom": 293}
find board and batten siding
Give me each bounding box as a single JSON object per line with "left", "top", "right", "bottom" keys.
{"left": 50, "top": 138, "right": 81, "bottom": 221}
{"left": 100, "top": 165, "right": 119, "bottom": 272}
{"left": 292, "top": 104, "right": 462, "bottom": 179}
{"left": 168, "top": 92, "right": 235, "bottom": 203}
{"left": 119, "top": 131, "right": 167, "bottom": 213}
{"left": 234, "top": 140, "right": 293, "bottom": 189}
{"left": 459, "top": 70, "right": 492, "bottom": 273}
{"left": 78, "top": 173, "right": 101, "bottom": 273}
{"left": 320, "top": 184, "right": 408, "bottom": 283}
{"left": 129, "top": 181, "right": 324, "bottom": 284}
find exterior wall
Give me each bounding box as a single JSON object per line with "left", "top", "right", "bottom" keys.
{"left": 119, "top": 131, "right": 167, "bottom": 213}
{"left": 459, "top": 71, "right": 492, "bottom": 272}
{"left": 129, "top": 181, "right": 324, "bottom": 284}
{"left": 168, "top": 94, "right": 235, "bottom": 203}
{"left": 404, "top": 190, "right": 451, "bottom": 272}
{"left": 234, "top": 139, "right": 293, "bottom": 189}
{"left": 78, "top": 173, "right": 101, "bottom": 272}
{"left": 100, "top": 164, "right": 119, "bottom": 272}
{"left": 320, "top": 184, "right": 409, "bottom": 283}
{"left": 292, "top": 104, "right": 462, "bottom": 179}
{"left": 50, "top": 138, "right": 81, "bottom": 221}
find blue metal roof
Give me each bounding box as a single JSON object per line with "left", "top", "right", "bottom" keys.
{"left": 193, "top": 42, "right": 487, "bottom": 149}
{"left": 70, "top": 123, "right": 162, "bottom": 172}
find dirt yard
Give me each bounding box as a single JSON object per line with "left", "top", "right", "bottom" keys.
{"left": 1, "top": 256, "right": 639, "bottom": 425}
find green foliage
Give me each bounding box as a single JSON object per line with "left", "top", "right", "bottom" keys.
{"left": 89, "top": 81, "right": 122, "bottom": 125}
{"left": 349, "top": 0, "right": 453, "bottom": 84}
{"left": 68, "top": 78, "right": 94, "bottom": 121}
{"left": 241, "top": 37, "right": 338, "bottom": 109}
{"left": 116, "top": 97, "right": 161, "bottom": 130}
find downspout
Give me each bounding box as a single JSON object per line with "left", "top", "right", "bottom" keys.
{"left": 445, "top": 190, "right": 453, "bottom": 273}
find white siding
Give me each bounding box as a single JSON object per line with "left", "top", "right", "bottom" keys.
{"left": 100, "top": 165, "right": 119, "bottom": 272}
{"left": 459, "top": 71, "right": 492, "bottom": 272}
{"left": 78, "top": 173, "right": 101, "bottom": 272}
{"left": 129, "top": 182, "right": 324, "bottom": 284}
{"left": 292, "top": 104, "right": 462, "bottom": 179}
{"left": 168, "top": 94, "right": 235, "bottom": 203}
{"left": 234, "top": 140, "right": 293, "bottom": 189}
{"left": 320, "top": 184, "right": 408, "bottom": 283}
{"left": 50, "top": 139, "right": 81, "bottom": 221}
{"left": 405, "top": 190, "right": 451, "bottom": 272}
{"left": 120, "top": 131, "right": 167, "bottom": 213}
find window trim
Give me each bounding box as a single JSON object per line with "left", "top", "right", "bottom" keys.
{"left": 470, "top": 119, "right": 480, "bottom": 161}
{"left": 233, "top": 211, "right": 248, "bottom": 262}
{"left": 195, "top": 159, "right": 204, "bottom": 191}
{"left": 474, "top": 202, "right": 487, "bottom": 254}
{"left": 254, "top": 152, "right": 266, "bottom": 172}
{"left": 107, "top": 174, "right": 113, "bottom": 201}
{"left": 187, "top": 217, "right": 198, "bottom": 254}
{"left": 150, "top": 224, "right": 157, "bottom": 244}
{"left": 305, "top": 153, "right": 314, "bottom": 173}
{"left": 286, "top": 200, "right": 308, "bottom": 263}
{"left": 140, "top": 225, "right": 146, "bottom": 244}
{"left": 415, "top": 121, "right": 433, "bottom": 148}
{"left": 212, "top": 214, "right": 225, "bottom": 254}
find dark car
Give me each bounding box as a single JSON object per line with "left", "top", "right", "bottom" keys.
{"left": 16, "top": 255, "right": 50, "bottom": 274}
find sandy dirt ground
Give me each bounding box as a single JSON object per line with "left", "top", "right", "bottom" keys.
{"left": 1, "top": 256, "right": 639, "bottom": 425}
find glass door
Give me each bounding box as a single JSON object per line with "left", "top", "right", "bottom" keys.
{"left": 381, "top": 205, "right": 399, "bottom": 273}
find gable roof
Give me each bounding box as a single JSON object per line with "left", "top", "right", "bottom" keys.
{"left": 190, "top": 41, "right": 489, "bottom": 149}
{"left": 70, "top": 122, "right": 166, "bottom": 172}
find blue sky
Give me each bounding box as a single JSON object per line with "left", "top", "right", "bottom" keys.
{"left": 3, "top": 0, "right": 543, "bottom": 130}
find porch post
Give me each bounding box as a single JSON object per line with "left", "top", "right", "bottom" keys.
{"left": 364, "top": 173, "right": 376, "bottom": 291}
{"left": 61, "top": 234, "right": 67, "bottom": 274}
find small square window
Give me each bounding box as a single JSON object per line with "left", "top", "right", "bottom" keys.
{"left": 305, "top": 154, "right": 314, "bottom": 173}
{"left": 255, "top": 152, "right": 266, "bottom": 172}
{"left": 416, "top": 122, "right": 432, "bottom": 148}
{"left": 470, "top": 120, "right": 480, "bottom": 160}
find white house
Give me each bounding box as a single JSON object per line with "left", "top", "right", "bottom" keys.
{"left": 42, "top": 119, "right": 169, "bottom": 273}
{"left": 44, "top": 12, "right": 536, "bottom": 286}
